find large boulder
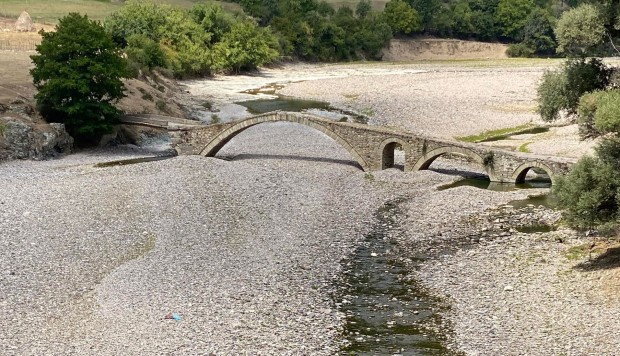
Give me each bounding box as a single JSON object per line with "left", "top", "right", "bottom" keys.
{"left": 15, "top": 11, "right": 35, "bottom": 32}
{"left": 0, "top": 99, "right": 74, "bottom": 161}
{"left": 0, "top": 118, "right": 73, "bottom": 160}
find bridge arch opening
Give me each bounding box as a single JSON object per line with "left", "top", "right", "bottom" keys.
{"left": 380, "top": 138, "right": 409, "bottom": 171}
{"left": 199, "top": 113, "right": 371, "bottom": 171}
{"left": 412, "top": 146, "right": 498, "bottom": 181}
{"left": 512, "top": 162, "right": 554, "bottom": 185}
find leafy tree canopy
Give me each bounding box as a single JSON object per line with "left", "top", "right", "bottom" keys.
{"left": 555, "top": 4, "right": 606, "bottom": 55}
{"left": 31, "top": 13, "right": 128, "bottom": 146}
{"left": 496, "top": 0, "right": 537, "bottom": 40}
{"left": 384, "top": 0, "right": 422, "bottom": 35}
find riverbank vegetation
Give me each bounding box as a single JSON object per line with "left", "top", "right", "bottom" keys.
{"left": 536, "top": 1, "right": 620, "bottom": 230}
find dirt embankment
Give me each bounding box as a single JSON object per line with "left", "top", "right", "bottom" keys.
{"left": 0, "top": 16, "right": 189, "bottom": 161}
{"left": 382, "top": 38, "right": 508, "bottom": 61}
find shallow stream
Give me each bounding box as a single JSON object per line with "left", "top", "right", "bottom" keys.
{"left": 337, "top": 200, "right": 455, "bottom": 355}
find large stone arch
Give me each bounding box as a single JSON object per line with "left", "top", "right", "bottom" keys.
{"left": 377, "top": 137, "right": 411, "bottom": 170}
{"left": 412, "top": 146, "right": 499, "bottom": 181}
{"left": 198, "top": 112, "right": 371, "bottom": 171}
{"left": 511, "top": 161, "right": 555, "bottom": 184}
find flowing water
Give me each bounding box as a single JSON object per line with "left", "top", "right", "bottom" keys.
{"left": 338, "top": 201, "right": 456, "bottom": 355}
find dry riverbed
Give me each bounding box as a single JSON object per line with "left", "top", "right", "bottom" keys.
{"left": 3, "top": 60, "right": 620, "bottom": 355}
{"left": 181, "top": 60, "right": 620, "bottom": 355}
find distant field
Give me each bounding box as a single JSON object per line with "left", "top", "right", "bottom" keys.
{"left": 0, "top": 0, "right": 242, "bottom": 23}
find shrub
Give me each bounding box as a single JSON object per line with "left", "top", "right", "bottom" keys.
{"left": 383, "top": 0, "right": 422, "bottom": 35}
{"left": 537, "top": 58, "right": 611, "bottom": 122}
{"left": 595, "top": 137, "right": 620, "bottom": 170}
{"left": 577, "top": 90, "right": 603, "bottom": 138}
{"left": 554, "top": 155, "right": 620, "bottom": 229}
{"left": 592, "top": 89, "right": 620, "bottom": 134}
{"left": 125, "top": 34, "right": 167, "bottom": 74}
{"left": 537, "top": 69, "right": 568, "bottom": 121}
{"left": 211, "top": 20, "right": 279, "bottom": 73}
{"left": 506, "top": 43, "right": 535, "bottom": 57}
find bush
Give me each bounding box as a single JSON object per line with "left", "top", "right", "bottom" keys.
{"left": 537, "top": 58, "right": 611, "bottom": 122}
{"left": 592, "top": 89, "right": 620, "bottom": 134}
{"left": 125, "top": 34, "right": 167, "bottom": 76}
{"left": 211, "top": 20, "right": 279, "bottom": 73}
{"left": 537, "top": 69, "right": 568, "bottom": 121}
{"left": 106, "top": 0, "right": 279, "bottom": 77}
{"left": 506, "top": 43, "right": 535, "bottom": 57}
{"left": 577, "top": 90, "right": 603, "bottom": 138}
{"left": 31, "top": 13, "right": 128, "bottom": 146}
{"left": 554, "top": 155, "right": 620, "bottom": 229}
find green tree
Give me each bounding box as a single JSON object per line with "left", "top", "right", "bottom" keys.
{"left": 496, "top": 0, "right": 537, "bottom": 40}
{"left": 555, "top": 3, "right": 606, "bottom": 55}
{"left": 31, "top": 13, "right": 128, "bottom": 145}
{"left": 356, "top": 0, "right": 372, "bottom": 18}
{"left": 125, "top": 34, "right": 167, "bottom": 75}
{"left": 407, "top": 0, "right": 440, "bottom": 31}
{"left": 211, "top": 20, "right": 279, "bottom": 72}
{"left": 383, "top": 0, "right": 422, "bottom": 34}
{"left": 521, "top": 8, "right": 556, "bottom": 55}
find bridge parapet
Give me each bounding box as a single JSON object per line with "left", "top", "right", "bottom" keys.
{"left": 169, "top": 111, "right": 575, "bottom": 183}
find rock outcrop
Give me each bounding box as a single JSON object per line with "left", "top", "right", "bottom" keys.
{"left": 0, "top": 100, "right": 73, "bottom": 161}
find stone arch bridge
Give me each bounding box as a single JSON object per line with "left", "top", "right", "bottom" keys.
{"left": 124, "top": 112, "right": 574, "bottom": 183}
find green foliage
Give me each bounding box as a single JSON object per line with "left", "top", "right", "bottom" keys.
{"left": 125, "top": 34, "right": 167, "bottom": 76}
{"left": 521, "top": 8, "right": 556, "bottom": 55}
{"left": 554, "top": 155, "right": 620, "bottom": 229}
{"left": 592, "top": 89, "right": 620, "bottom": 134}
{"left": 577, "top": 90, "right": 603, "bottom": 138}
{"left": 596, "top": 137, "right": 620, "bottom": 170}
{"left": 506, "top": 43, "right": 535, "bottom": 57}
{"left": 355, "top": 0, "right": 372, "bottom": 18}
{"left": 483, "top": 151, "right": 494, "bottom": 168}
{"left": 537, "top": 58, "right": 611, "bottom": 121}
{"left": 211, "top": 20, "right": 279, "bottom": 72}
{"left": 496, "top": 0, "right": 536, "bottom": 40}
{"left": 555, "top": 4, "right": 606, "bottom": 55}
{"left": 106, "top": 0, "right": 279, "bottom": 77}
{"left": 407, "top": 0, "right": 440, "bottom": 31}
{"left": 383, "top": 0, "right": 422, "bottom": 34}
{"left": 232, "top": 0, "right": 392, "bottom": 61}
{"left": 31, "top": 13, "right": 128, "bottom": 146}
{"left": 537, "top": 69, "right": 569, "bottom": 121}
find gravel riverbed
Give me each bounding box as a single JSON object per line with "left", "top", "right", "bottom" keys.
{"left": 4, "top": 61, "right": 620, "bottom": 355}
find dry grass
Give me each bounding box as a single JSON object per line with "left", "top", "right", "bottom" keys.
{"left": 0, "top": 50, "right": 36, "bottom": 103}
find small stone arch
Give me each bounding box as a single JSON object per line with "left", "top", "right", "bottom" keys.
{"left": 198, "top": 112, "right": 371, "bottom": 171}
{"left": 412, "top": 146, "right": 499, "bottom": 181}
{"left": 511, "top": 161, "right": 555, "bottom": 184}
{"left": 378, "top": 137, "right": 411, "bottom": 170}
